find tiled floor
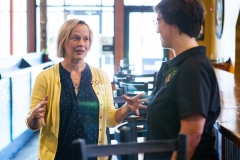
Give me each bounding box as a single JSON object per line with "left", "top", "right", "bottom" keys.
{"left": 11, "top": 132, "right": 39, "bottom": 160}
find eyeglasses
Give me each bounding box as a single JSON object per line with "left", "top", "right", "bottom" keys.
{"left": 153, "top": 18, "right": 163, "bottom": 29}
{"left": 153, "top": 20, "right": 158, "bottom": 29}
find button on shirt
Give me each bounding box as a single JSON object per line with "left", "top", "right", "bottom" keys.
{"left": 55, "top": 63, "right": 99, "bottom": 160}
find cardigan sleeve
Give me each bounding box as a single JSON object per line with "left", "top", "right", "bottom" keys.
{"left": 102, "top": 71, "right": 118, "bottom": 127}
{"left": 26, "top": 70, "right": 48, "bottom": 131}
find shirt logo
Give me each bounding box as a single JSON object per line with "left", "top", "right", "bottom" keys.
{"left": 165, "top": 67, "right": 178, "bottom": 83}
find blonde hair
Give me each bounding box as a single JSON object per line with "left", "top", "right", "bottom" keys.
{"left": 56, "top": 19, "right": 93, "bottom": 58}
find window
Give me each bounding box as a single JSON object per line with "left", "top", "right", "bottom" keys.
{"left": 13, "top": 0, "right": 27, "bottom": 56}
{"left": 0, "top": 12, "right": 10, "bottom": 58}
{"left": 0, "top": 0, "right": 27, "bottom": 57}
{"left": 36, "top": 2, "right": 114, "bottom": 79}
{"left": 65, "top": 0, "right": 101, "bottom": 6}
{"left": 0, "top": 1, "right": 10, "bottom": 58}
{"left": 124, "top": 0, "right": 160, "bottom": 6}
{"left": 125, "top": 5, "right": 164, "bottom": 74}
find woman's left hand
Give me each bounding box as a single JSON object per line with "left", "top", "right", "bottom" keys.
{"left": 122, "top": 93, "right": 148, "bottom": 116}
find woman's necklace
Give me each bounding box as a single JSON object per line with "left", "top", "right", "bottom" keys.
{"left": 61, "top": 62, "right": 82, "bottom": 95}
{"left": 71, "top": 76, "right": 80, "bottom": 95}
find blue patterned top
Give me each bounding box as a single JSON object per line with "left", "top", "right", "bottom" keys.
{"left": 55, "top": 63, "right": 99, "bottom": 160}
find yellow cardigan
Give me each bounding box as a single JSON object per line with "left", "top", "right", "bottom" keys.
{"left": 26, "top": 63, "right": 118, "bottom": 160}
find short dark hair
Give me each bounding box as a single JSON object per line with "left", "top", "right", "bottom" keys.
{"left": 154, "top": 0, "right": 205, "bottom": 38}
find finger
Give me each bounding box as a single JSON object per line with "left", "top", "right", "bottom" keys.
{"left": 40, "top": 95, "right": 48, "bottom": 126}
{"left": 135, "top": 108, "right": 139, "bottom": 116}
{"left": 38, "top": 111, "right": 45, "bottom": 117}
{"left": 39, "top": 108, "right": 45, "bottom": 114}
{"left": 40, "top": 118, "right": 46, "bottom": 126}
{"left": 122, "top": 94, "right": 130, "bottom": 101}
{"left": 38, "top": 113, "right": 46, "bottom": 126}
{"left": 122, "top": 94, "right": 146, "bottom": 102}
{"left": 138, "top": 104, "right": 148, "bottom": 109}
{"left": 40, "top": 95, "right": 49, "bottom": 107}
{"left": 43, "top": 95, "right": 49, "bottom": 102}
{"left": 139, "top": 98, "right": 148, "bottom": 103}
{"left": 134, "top": 93, "right": 145, "bottom": 99}
{"left": 37, "top": 95, "right": 49, "bottom": 108}
{"left": 37, "top": 102, "right": 46, "bottom": 109}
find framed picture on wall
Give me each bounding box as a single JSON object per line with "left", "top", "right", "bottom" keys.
{"left": 215, "top": 0, "right": 224, "bottom": 39}
{"left": 196, "top": 21, "right": 204, "bottom": 40}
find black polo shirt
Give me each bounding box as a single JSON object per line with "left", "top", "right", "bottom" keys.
{"left": 146, "top": 46, "right": 220, "bottom": 160}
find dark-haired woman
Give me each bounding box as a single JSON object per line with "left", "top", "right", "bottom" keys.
{"left": 146, "top": 0, "right": 220, "bottom": 159}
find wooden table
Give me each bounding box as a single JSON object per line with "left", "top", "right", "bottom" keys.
{"left": 214, "top": 69, "right": 240, "bottom": 159}
{"left": 215, "top": 69, "right": 240, "bottom": 147}
{"left": 211, "top": 62, "right": 230, "bottom": 72}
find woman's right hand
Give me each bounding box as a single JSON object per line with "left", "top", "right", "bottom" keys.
{"left": 28, "top": 95, "right": 48, "bottom": 128}
{"left": 122, "top": 93, "right": 148, "bottom": 116}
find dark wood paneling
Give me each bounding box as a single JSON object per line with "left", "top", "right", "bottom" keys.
{"left": 114, "top": 0, "right": 124, "bottom": 74}
{"left": 27, "top": 0, "right": 36, "bottom": 52}
{"left": 40, "top": 0, "right": 47, "bottom": 51}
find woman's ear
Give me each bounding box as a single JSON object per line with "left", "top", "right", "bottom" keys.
{"left": 170, "top": 25, "right": 175, "bottom": 35}
{"left": 171, "top": 24, "right": 180, "bottom": 35}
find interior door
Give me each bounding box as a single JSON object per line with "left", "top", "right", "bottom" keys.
{"left": 124, "top": 6, "right": 164, "bottom": 74}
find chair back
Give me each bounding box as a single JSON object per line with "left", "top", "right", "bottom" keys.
{"left": 114, "top": 115, "right": 147, "bottom": 142}
{"left": 113, "top": 115, "right": 147, "bottom": 160}
{"left": 133, "top": 72, "right": 157, "bottom": 92}
{"left": 72, "top": 134, "right": 187, "bottom": 160}
{"left": 114, "top": 72, "right": 157, "bottom": 92}
{"left": 120, "top": 81, "right": 148, "bottom": 97}
{"left": 114, "top": 74, "right": 134, "bottom": 88}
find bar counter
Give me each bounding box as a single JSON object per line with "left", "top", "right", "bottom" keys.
{"left": 215, "top": 68, "right": 240, "bottom": 159}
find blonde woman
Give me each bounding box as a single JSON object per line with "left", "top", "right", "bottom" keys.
{"left": 26, "top": 19, "right": 147, "bottom": 160}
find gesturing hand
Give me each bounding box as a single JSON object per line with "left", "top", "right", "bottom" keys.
{"left": 122, "top": 93, "right": 148, "bottom": 116}
{"left": 31, "top": 95, "right": 48, "bottom": 126}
